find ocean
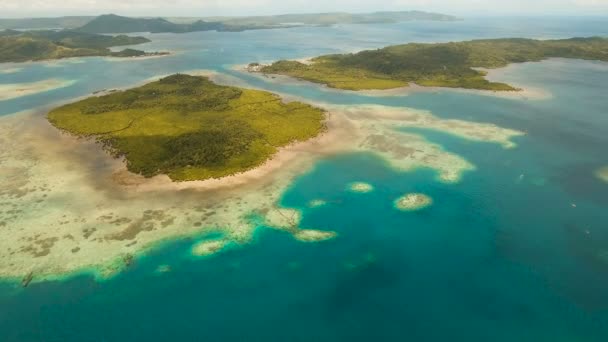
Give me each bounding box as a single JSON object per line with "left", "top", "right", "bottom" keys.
{"left": 1, "top": 16, "right": 608, "bottom": 341}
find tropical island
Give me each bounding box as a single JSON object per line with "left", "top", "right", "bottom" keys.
{"left": 0, "top": 29, "right": 165, "bottom": 63}
{"left": 47, "top": 74, "right": 326, "bottom": 181}
{"left": 249, "top": 37, "right": 608, "bottom": 91}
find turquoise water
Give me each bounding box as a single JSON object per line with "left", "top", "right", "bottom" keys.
{"left": 1, "top": 17, "right": 608, "bottom": 341}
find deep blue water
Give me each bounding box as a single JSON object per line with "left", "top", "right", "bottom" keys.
{"left": 1, "top": 17, "right": 608, "bottom": 341}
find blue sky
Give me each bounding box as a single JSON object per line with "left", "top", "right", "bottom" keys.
{"left": 1, "top": 0, "right": 607, "bottom": 18}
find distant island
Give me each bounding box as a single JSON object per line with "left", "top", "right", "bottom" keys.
{"left": 248, "top": 37, "right": 608, "bottom": 91}
{"left": 0, "top": 11, "right": 458, "bottom": 34}
{"left": 0, "top": 29, "right": 166, "bottom": 63}
{"left": 0, "top": 16, "right": 92, "bottom": 30}
{"left": 75, "top": 14, "right": 255, "bottom": 34}
{"left": 47, "top": 74, "right": 326, "bottom": 181}
{"left": 203, "top": 11, "right": 458, "bottom": 27}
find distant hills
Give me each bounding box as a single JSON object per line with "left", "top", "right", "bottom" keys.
{"left": 0, "top": 11, "right": 459, "bottom": 33}
{"left": 211, "top": 11, "right": 458, "bottom": 26}
{"left": 0, "top": 16, "right": 91, "bottom": 30}
{"left": 76, "top": 14, "right": 225, "bottom": 34}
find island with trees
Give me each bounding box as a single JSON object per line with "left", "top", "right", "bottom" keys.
{"left": 249, "top": 37, "right": 608, "bottom": 91}
{"left": 47, "top": 74, "right": 326, "bottom": 181}
{"left": 0, "top": 29, "right": 166, "bottom": 63}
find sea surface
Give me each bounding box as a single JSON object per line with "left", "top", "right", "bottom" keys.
{"left": 1, "top": 16, "right": 608, "bottom": 341}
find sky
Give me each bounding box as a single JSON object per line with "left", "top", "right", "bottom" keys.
{"left": 0, "top": 0, "right": 607, "bottom": 18}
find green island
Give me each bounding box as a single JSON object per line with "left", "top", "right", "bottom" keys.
{"left": 0, "top": 29, "right": 165, "bottom": 63}
{"left": 47, "top": 74, "right": 326, "bottom": 181}
{"left": 251, "top": 37, "right": 608, "bottom": 91}
{"left": 75, "top": 14, "right": 261, "bottom": 34}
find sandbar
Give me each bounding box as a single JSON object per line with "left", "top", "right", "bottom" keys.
{"left": 0, "top": 79, "right": 76, "bottom": 101}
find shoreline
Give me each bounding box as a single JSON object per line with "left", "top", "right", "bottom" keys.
{"left": 236, "top": 61, "right": 552, "bottom": 101}
{"left": 0, "top": 72, "right": 524, "bottom": 283}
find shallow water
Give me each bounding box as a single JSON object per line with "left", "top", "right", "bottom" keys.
{"left": 1, "top": 17, "right": 608, "bottom": 341}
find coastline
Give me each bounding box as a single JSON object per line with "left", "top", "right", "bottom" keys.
{"left": 0, "top": 72, "right": 524, "bottom": 282}
{"left": 236, "top": 62, "right": 552, "bottom": 101}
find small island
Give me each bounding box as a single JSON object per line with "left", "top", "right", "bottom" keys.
{"left": 47, "top": 74, "right": 326, "bottom": 181}
{"left": 249, "top": 37, "right": 608, "bottom": 91}
{"left": 394, "top": 193, "right": 433, "bottom": 211}
{"left": 0, "top": 29, "right": 166, "bottom": 63}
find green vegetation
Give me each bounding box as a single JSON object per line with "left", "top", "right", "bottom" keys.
{"left": 75, "top": 14, "right": 287, "bottom": 34}
{"left": 47, "top": 74, "right": 326, "bottom": 181}
{"left": 256, "top": 37, "right": 608, "bottom": 91}
{"left": 0, "top": 29, "right": 159, "bottom": 63}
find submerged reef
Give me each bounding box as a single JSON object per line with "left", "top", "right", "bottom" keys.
{"left": 348, "top": 182, "right": 374, "bottom": 193}
{"left": 192, "top": 239, "right": 228, "bottom": 257}
{"left": 294, "top": 229, "right": 338, "bottom": 242}
{"left": 394, "top": 193, "right": 433, "bottom": 211}
{"left": 263, "top": 207, "right": 337, "bottom": 242}
{"left": 0, "top": 88, "right": 522, "bottom": 281}
{"left": 308, "top": 199, "right": 328, "bottom": 208}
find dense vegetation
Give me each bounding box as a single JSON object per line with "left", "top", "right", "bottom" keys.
{"left": 47, "top": 74, "right": 326, "bottom": 181}
{"left": 257, "top": 37, "right": 608, "bottom": 91}
{"left": 75, "top": 14, "right": 286, "bottom": 34}
{"left": 0, "top": 29, "right": 156, "bottom": 63}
